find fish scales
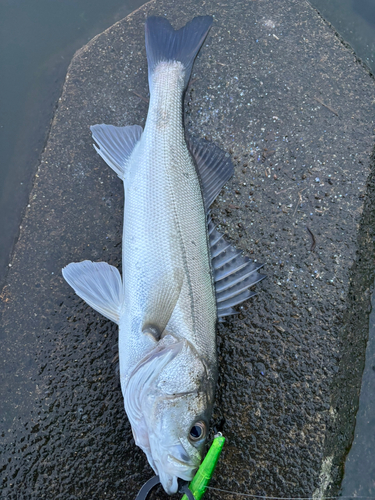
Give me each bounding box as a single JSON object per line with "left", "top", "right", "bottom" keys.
{"left": 62, "top": 15, "right": 265, "bottom": 496}
{"left": 120, "top": 60, "right": 217, "bottom": 386}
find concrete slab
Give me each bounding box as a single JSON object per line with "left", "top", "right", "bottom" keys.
{"left": 1, "top": 0, "right": 375, "bottom": 498}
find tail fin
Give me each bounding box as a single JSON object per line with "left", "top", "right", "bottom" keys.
{"left": 145, "top": 16, "right": 213, "bottom": 89}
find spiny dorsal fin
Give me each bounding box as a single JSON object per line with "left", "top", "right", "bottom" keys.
{"left": 91, "top": 124, "right": 143, "bottom": 179}
{"left": 62, "top": 260, "right": 124, "bottom": 324}
{"left": 207, "top": 217, "right": 266, "bottom": 318}
{"left": 188, "top": 137, "right": 234, "bottom": 211}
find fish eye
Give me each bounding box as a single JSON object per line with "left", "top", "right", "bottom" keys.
{"left": 189, "top": 421, "right": 206, "bottom": 442}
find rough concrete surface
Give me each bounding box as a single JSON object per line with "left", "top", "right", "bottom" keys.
{"left": 1, "top": 0, "right": 375, "bottom": 498}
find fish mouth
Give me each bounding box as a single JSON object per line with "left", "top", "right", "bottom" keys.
{"left": 167, "top": 454, "right": 197, "bottom": 475}
{"left": 152, "top": 444, "right": 198, "bottom": 494}
{"left": 156, "top": 458, "right": 196, "bottom": 495}
{"left": 158, "top": 469, "right": 179, "bottom": 495}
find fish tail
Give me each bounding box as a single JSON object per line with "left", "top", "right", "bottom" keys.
{"left": 145, "top": 16, "right": 213, "bottom": 90}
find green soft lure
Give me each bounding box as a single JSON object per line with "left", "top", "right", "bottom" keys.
{"left": 181, "top": 434, "right": 225, "bottom": 500}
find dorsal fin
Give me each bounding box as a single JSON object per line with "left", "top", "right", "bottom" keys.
{"left": 188, "top": 137, "right": 234, "bottom": 211}
{"left": 207, "top": 217, "right": 266, "bottom": 318}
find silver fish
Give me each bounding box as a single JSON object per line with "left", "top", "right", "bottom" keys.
{"left": 63, "top": 16, "right": 265, "bottom": 495}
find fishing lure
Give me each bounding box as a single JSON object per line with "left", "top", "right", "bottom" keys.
{"left": 135, "top": 434, "right": 225, "bottom": 500}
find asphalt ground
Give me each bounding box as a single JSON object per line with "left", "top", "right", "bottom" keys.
{"left": 1, "top": 0, "right": 375, "bottom": 498}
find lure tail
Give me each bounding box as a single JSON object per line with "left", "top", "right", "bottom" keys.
{"left": 145, "top": 15, "right": 213, "bottom": 89}
{"left": 181, "top": 434, "right": 225, "bottom": 500}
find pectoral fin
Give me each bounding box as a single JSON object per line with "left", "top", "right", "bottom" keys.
{"left": 62, "top": 260, "right": 124, "bottom": 324}
{"left": 142, "top": 269, "right": 183, "bottom": 341}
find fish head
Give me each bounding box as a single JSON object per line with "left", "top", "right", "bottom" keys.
{"left": 124, "top": 335, "right": 215, "bottom": 494}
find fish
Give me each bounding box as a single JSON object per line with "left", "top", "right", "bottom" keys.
{"left": 62, "top": 16, "right": 265, "bottom": 495}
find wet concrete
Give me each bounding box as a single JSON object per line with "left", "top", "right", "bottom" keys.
{"left": 1, "top": 0, "right": 375, "bottom": 498}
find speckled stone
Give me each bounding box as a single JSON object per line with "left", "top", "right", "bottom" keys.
{"left": 1, "top": 1, "right": 375, "bottom": 499}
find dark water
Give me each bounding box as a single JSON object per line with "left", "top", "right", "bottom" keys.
{"left": 0, "top": 0, "right": 146, "bottom": 287}
{"left": 309, "top": 0, "right": 375, "bottom": 72}
{"left": 340, "top": 284, "right": 375, "bottom": 496}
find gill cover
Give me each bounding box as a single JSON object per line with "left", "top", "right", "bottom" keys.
{"left": 124, "top": 337, "right": 183, "bottom": 462}
{"left": 124, "top": 336, "right": 212, "bottom": 494}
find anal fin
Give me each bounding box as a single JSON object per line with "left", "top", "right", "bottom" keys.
{"left": 91, "top": 123, "right": 143, "bottom": 179}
